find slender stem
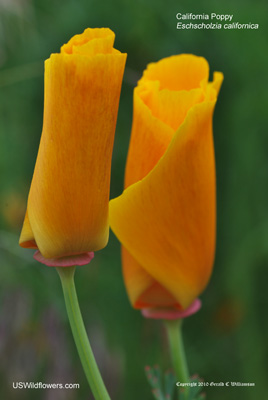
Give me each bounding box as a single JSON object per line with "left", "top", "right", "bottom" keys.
{"left": 57, "top": 266, "right": 111, "bottom": 400}
{"left": 165, "top": 319, "right": 190, "bottom": 395}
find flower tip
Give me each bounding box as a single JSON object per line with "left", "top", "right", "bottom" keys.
{"left": 33, "top": 250, "right": 94, "bottom": 267}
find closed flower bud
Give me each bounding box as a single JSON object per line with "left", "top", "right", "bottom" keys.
{"left": 110, "top": 54, "right": 223, "bottom": 310}
{"left": 20, "top": 28, "right": 126, "bottom": 260}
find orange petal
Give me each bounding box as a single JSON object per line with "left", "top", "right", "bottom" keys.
{"left": 19, "top": 211, "right": 37, "bottom": 249}
{"left": 61, "top": 28, "right": 115, "bottom": 56}
{"left": 142, "top": 54, "right": 209, "bottom": 91}
{"left": 125, "top": 57, "right": 222, "bottom": 190}
{"left": 20, "top": 28, "right": 126, "bottom": 259}
{"left": 122, "top": 246, "right": 179, "bottom": 309}
{"left": 111, "top": 56, "right": 222, "bottom": 309}
{"left": 110, "top": 95, "right": 218, "bottom": 309}
{"left": 124, "top": 85, "right": 173, "bottom": 188}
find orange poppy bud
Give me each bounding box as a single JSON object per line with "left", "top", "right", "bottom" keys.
{"left": 19, "top": 28, "right": 126, "bottom": 260}
{"left": 109, "top": 54, "right": 223, "bottom": 310}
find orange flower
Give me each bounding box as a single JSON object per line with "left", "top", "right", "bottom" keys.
{"left": 109, "top": 55, "right": 223, "bottom": 310}
{"left": 19, "top": 28, "right": 126, "bottom": 259}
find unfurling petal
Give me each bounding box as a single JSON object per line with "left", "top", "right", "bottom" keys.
{"left": 110, "top": 55, "right": 223, "bottom": 309}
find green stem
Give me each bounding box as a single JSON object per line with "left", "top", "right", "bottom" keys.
{"left": 165, "top": 319, "right": 190, "bottom": 396}
{"left": 57, "top": 266, "right": 111, "bottom": 400}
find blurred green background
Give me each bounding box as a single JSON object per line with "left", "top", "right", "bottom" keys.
{"left": 0, "top": 0, "right": 267, "bottom": 399}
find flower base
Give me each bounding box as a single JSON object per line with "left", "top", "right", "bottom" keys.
{"left": 141, "top": 298, "right": 201, "bottom": 320}
{"left": 34, "top": 250, "right": 94, "bottom": 267}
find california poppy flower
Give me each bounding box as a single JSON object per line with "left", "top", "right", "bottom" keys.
{"left": 109, "top": 55, "right": 223, "bottom": 310}
{"left": 19, "top": 28, "right": 126, "bottom": 260}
